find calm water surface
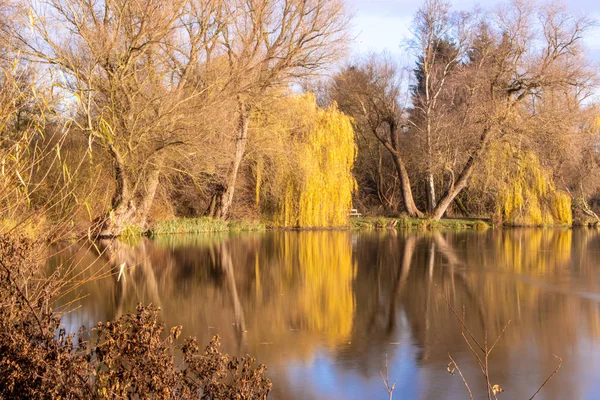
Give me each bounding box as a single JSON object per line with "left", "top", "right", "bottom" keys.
{"left": 53, "top": 229, "right": 600, "bottom": 399}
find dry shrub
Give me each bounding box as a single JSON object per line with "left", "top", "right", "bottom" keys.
{"left": 0, "top": 235, "right": 92, "bottom": 399}
{"left": 0, "top": 235, "right": 272, "bottom": 399}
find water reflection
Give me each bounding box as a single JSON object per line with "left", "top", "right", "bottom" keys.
{"left": 51, "top": 229, "right": 600, "bottom": 399}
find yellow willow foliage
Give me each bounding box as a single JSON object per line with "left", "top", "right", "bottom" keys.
{"left": 284, "top": 232, "right": 356, "bottom": 338}
{"left": 497, "top": 230, "right": 572, "bottom": 275}
{"left": 469, "top": 229, "right": 574, "bottom": 322}
{"left": 552, "top": 229, "right": 573, "bottom": 264}
{"left": 553, "top": 191, "right": 572, "bottom": 225}
{"left": 494, "top": 144, "right": 572, "bottom": 226}
{"left": 268, "top": 94, "right": 356, "bottom": 227}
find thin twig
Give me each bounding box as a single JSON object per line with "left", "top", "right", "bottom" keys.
{"left": 488, "top": 319, "right": 512, "bottom": 355}
{"left": 437, "top": 284, "right": 501, "bottom": 399}
{"left": 461, "top": 329, "right": 486, "bottom": 373}
{"left": 0, "top": 259, "right": 45, "bottom": 337}
{"left": 379, "top": 354, "right": 396, "bottom": 400}
{"left": 435, "top": 284, "right": 485, "bottom": 352}
{"left": 448, "top": 353, "right": 473, "bottom": 400}
{"left": 485, "top": 333, "right": 493, "bottom": 400}
{"left": 528, "top": 355, "right": 562, "bottom": 400}
{"left": 460, "top": 306, "right": 487, "bottom": 374}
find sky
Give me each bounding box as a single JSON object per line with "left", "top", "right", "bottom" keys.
{"left": 348, "top": 0, "right": 600, "bottom": 63}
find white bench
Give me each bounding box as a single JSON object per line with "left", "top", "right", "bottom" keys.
{"left": 348, "top": 208, "right": 362, "bottom": 217}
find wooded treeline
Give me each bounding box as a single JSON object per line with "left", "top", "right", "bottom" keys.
{"left": 0, "top": 0, "right": 599, "bottom": 235}
{"left": 331, "top": 0, "right": 600, "bottom": 226}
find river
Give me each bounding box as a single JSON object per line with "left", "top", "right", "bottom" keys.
{"left": 52, "top": 228, "right": 600, "bottom": 399}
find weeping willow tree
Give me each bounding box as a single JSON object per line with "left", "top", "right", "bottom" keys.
{"left": 484, "top": 143, "right": 572, "bottom": 226}
{"left": 258, "top": 93, "right": 356, "bottom": 227}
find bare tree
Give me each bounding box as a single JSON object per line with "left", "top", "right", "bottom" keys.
{"left": 333, "top": 1, "right": 595, "bottom": 222}
{"left": 332, "top": 54, "right": 424, "bottom": 217}
{"left": 409, "top": 0, "right": 473, "bottom": 213}
{"left": 210, "top": 0, "right": 349, "bottom": 219}
{"left": 415, "top": 0, "right": 595, "bottom": 220}
{"left": 19, "top": 0, "right": 224, "bottom": 236}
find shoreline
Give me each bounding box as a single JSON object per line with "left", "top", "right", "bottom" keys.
{"left": 140, "top": 216, "right": 585, "bottom": 237}
{"left": 143, "top": 216, "right": 494, "bottom": 237}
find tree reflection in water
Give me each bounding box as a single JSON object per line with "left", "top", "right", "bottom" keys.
{"left": 50, "top": 229, "right": 600, "bottom": 400}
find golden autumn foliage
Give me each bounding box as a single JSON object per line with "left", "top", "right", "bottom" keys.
{"left": 497, "top": 229, "right": 573, "bottom": 275}
{"left": 259, "top": 93, "right": 356, "bottom": 227}
{"left": 484, "top": 143, "right": 572, "bottom": 226}
{"left": 291, "top": 232, "right": 356, "bottom": 336}
{"left": 251, "top": 232, "right": 356, "bottom": 342}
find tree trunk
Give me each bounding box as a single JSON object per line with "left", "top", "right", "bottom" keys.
{"left": 206, "top": 194, "right": 220, "bottom": 217}
{"left": 135, "top": 165, "right": 162, "bottom": 230}
{"left": 220, "top": 107, "right": 250, "bottom": 219}
{"left": 431, "top": 161, "right": 475, "bottom": 220}
{"left": 96, "top": 146, "right": 137, "bottom": 238}
{"left": 425, "top": 115, "right": 436, "bottom": 213}
{"left": 108, "top": 144, "right": 129, "bottom": 209}
{"left": 426, "top": 173, "right": 436, "bottom": 213}
{"left": 96, "top": 149, "right": 163, "bottom": 237}
{"left": 454, "top": 197, "right": 469, "bottom": 215}
{"left": 391, "top": 154, "right": 424, "bottom": 218}
{"left": 383, "top": 119, "right": 423, "bottom": 218}
{"left": 97, "top": 198, "right": 138, "bottom": 238}
{"left": 430, "top": 128, "right": 490, "bottom": 220}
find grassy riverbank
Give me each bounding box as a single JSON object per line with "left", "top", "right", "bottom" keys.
{"left": 142, "top": 215, "right": 490, "bottom": 236}
{"left": 147, "top": 217, "right": 267, "bottom": 236}
{"left": 350, "top": 216, "right": 490, "bottom": 231}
